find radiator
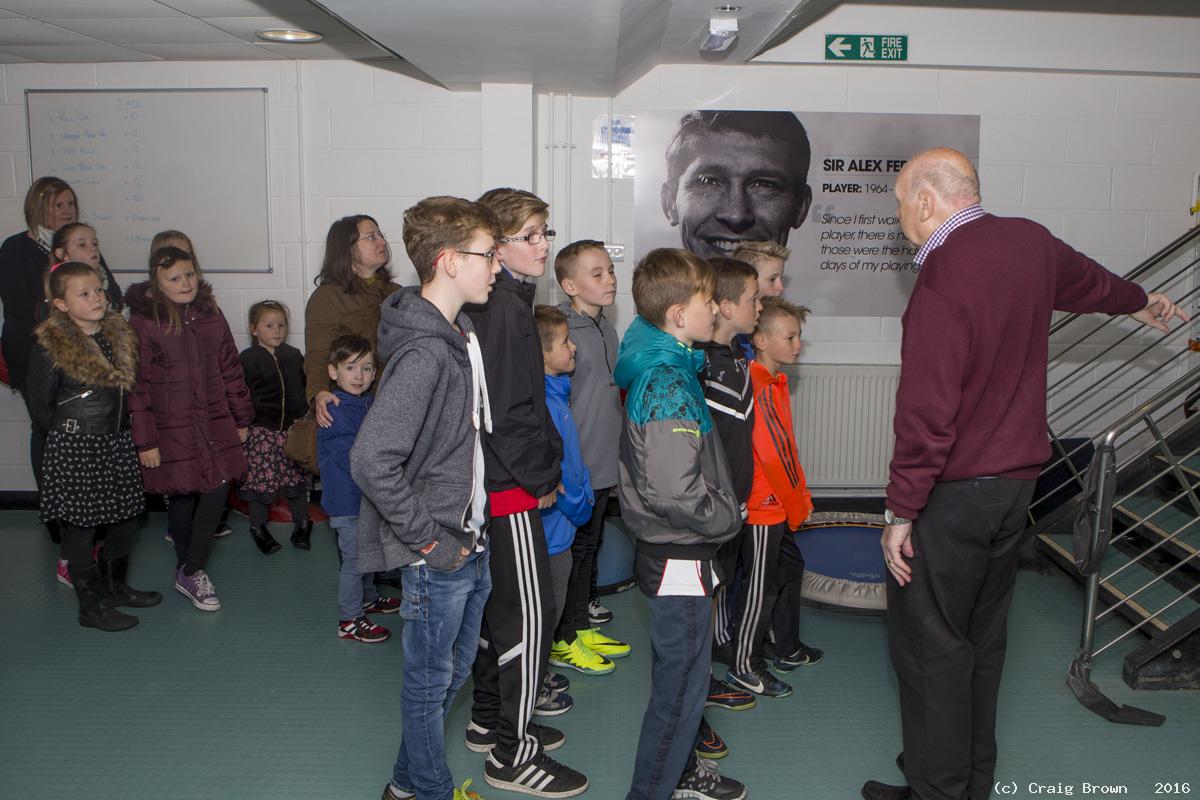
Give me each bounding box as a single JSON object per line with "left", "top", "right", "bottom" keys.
{"left": 788, "top": 365, "right": 900, "bottom": 490}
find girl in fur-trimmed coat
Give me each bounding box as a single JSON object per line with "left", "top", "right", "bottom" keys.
{"left": 26, "top": 261, "right": 158, "bottom": 632}
{"left": 126, "top": 246, "right": 253, "bottom": 614}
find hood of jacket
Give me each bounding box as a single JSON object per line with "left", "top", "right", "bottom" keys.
{"left": 614, "top": 316, "right": 706, "bottom": 390}
{"left": 34, "top": 310, "right": 138, "bottom": 390}
{"left": 124, "top": 280, "right": 218, "bottom": 320}
{"left": 377, "top": 286, "right": 472, "bottom": 367}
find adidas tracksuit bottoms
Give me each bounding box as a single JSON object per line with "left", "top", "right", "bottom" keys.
{"left": 731, "top": 521, "right": 805, "bottom": 673}
{"left": 470, "top": 509, "right": 555, "bottom": 767}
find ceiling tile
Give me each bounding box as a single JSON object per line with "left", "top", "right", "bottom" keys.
{"left": 0, "top": 19, "right": 98, "bottom": 46}
{"left": 202, "top": 15, "right": 364, "bottom": 43}
{"left": 0, "top": 0, "right": 185, "bottom": 19}
{"left": 254, "top": 40, "right": 383, "bottom": 59}
{"left": 128, "top": 42, "right": 282, "bottom": 59}
{"left": 0, "top": 9, "right": 23, "bottom": 18}
{"left": 1, "top": 43, "right": 160, "bottom": 61}
{"left": 156, "top": 0, "right": 300, "bottom": 17}
{"left": 0, "top": 48, "right": 32, "bottom": 61}
{"left": 52, "top": 17, "right": 245, "bottom": 44}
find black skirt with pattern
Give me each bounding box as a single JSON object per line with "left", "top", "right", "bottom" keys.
{"left": 40, "top": 429, "right": 145, "bottom": 528}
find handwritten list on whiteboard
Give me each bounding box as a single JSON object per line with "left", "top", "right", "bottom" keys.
{"left": 27, "top": 89, "right": 272, "bottom": 273}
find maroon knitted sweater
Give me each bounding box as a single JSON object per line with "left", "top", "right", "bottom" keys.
{"left": 886, "top": 214, "right": 1147, "bottom": 520}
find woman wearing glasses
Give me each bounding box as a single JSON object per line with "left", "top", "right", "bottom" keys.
{"left": 304, "top": 215, "right": 401, "bottom": 430}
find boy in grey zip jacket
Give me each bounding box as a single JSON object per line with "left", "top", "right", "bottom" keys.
{"left": 615, "top": 249, "right": 745, "bottom": 800}
{"left": 352, "top": 196, "right": 499, "bottom": 800}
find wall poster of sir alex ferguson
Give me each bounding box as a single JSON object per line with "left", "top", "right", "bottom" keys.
{"left": 633, "top": 110, "right": 980, "bottom": 316}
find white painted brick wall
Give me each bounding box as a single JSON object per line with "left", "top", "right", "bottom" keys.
{"left": 0, "top": 60, "right": 484, "bottom": 490}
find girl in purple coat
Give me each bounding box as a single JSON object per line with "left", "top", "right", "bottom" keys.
{"left": 126, "top": 246, "right": 253, "bottom": 612}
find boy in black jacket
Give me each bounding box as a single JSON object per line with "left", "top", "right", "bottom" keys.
{"left": 465, "top": 188, "right": 587, "bottom": 798}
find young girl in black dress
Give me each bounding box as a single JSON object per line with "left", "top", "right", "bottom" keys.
{"left": 238, "top": 300, "right": 311, "bottom": 554}
{"left": 26, "top": 261, "right": 157, "bottom": 631}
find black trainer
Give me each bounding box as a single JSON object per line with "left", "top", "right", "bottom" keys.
{"left": 484, "top": 750, "right": 588, "bottom": 798}
{"left": 774, "top": 641, "right": 824, "bottom": 672}
{"left": 725, "top": 667, "right": 793, "bottom": 698}
{"left": 465, "top": 720, "right": 564, "bottom": 754}
{"left": 705, "top": 676, "right": 756, "bottom": 711}
{"left": 694, "top": 716, "right": 728, "bottom": 760}
{"left": 587, "top": 598, "right": 613, "bottom": 625}
{"left": 672, "top": 756, "right": 747, "bottom": 800}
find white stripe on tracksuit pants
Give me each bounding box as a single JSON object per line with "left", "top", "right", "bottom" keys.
{"left": 733, "top": 522, "right": 788, "bottom": 675}
{"left": 470, "top": 510, "right": 555, "bottom": 767}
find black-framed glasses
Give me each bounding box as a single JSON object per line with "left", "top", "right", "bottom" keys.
{"left": 498, "top": 229, "right": 556, "bottom": 245}
{"left": 456, "top": 249, "right": 496, "bottom": 263}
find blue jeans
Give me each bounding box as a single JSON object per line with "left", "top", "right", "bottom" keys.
{"left": 391, "top": 548, "right": 491, "bottom": 800}
{"left": 330, "top": 515, "right": 380, "bottom": 621}
{"left": 627, "top": 593, "right": 713, "bottom": 800}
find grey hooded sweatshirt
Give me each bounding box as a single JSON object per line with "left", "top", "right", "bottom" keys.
{"left": 558, "top": 302, "right": 622, "bottom": 490}
{"left": 353, "top": 286, "right": 492, "bottom": 573}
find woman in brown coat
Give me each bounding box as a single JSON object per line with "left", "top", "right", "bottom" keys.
{"left": 127, "top": 246, "right": 253, "bottom": 613}
{"left": 304, "top": 215, "right": 400, "bottom": 427}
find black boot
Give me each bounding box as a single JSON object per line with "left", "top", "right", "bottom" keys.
{"left": 99, "top": 555, "right": 163, "bottom": 608}
{"left": 249, "top": 524, "right": 282, "bottom": 555}
{"left": 72, "top": 564, "right": 138, "bottom": 631}
{"left": 290, "top": 519, "right": 312, "bottom": 550}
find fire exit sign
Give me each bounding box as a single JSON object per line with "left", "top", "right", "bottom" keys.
{"left": 825, "top": 34, "right": 908, "bottom": 61}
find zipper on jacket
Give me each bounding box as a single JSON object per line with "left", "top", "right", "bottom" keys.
{"left": 588, "top": 313, "right": 615, "bottom": 383}
{"left": 116, "top": 388, "right": 124, "bottom": 434}
{"left": 57, "top": 389, "right": 93, "bottom": 405}
{"left": 271, "top": 350, "right": 285, "bottom": 431}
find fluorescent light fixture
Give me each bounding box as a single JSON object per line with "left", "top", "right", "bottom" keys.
{"left": 701, "top": 17, "right": 738, "bottom": 52}
{"left": 256, "top": 28, "right": 324, "bottom": 43}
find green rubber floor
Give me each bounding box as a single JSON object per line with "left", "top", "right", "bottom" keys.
{"left": 3, "top": 511, "right": 1199, "bottom": 800}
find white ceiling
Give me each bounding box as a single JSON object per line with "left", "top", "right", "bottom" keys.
{"left": 0, "top": 0, "right": 388, "bottom": 63}
{"left": 311, "top": 0, "right": 798, "bottom": 94}
{"left": 2, "top": 0, "right": 1197, "bottom": 92}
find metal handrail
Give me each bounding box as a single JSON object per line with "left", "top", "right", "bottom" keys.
{"left": 1049, "top": 225, "right": 1200, "bottom": 337}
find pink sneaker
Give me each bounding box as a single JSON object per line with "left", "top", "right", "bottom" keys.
{"left": 56, "top": 558, "right": 72, "bottom": 587}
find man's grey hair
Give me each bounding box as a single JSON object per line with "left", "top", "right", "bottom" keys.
{"left": 907, "top": 159, "right": 981, "bottom": 205}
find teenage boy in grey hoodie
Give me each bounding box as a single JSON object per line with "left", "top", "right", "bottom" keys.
{"left": 352, "top": 196, "right": 499, "bottom": 800}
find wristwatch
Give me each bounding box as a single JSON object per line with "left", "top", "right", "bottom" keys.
{"left": 884, "top": 508, "right": 911, "bottom": 526}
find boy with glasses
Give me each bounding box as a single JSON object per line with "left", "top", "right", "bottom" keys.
{"left": 353, "top": 196, "right": 500, "bottom": 800}
{"left": 464, "top": 188, "right": 588, "bottom": 798}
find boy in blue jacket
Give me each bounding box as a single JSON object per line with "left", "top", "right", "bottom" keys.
{"left": 534, "top": 305, "right": 599, "bottom": 716}
{"left": 317, "top": 334, "right": 400, "bottom": 643}
{"left": 617, "top": 249, "right": 747, "bottom": 800}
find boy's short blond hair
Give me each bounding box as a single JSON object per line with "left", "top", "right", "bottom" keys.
{"left": 756, "top": 295, "right": 810, "bottom": 340}
{"left": 631, "top": 248, "right": 716, "bottom": 328}
{"left": 402, "top": 196, "right": 499, "bottom": 285}
{"left": 733, "top": 240, "right": 790, "bottom": 266}
{"left": 534, "top": 304, "right": 569, "bottom": 349}
{"left": 554, "top": 239, "right": 607, "bottom": 284}
{"left": 477, "top": 187, "right": 549, "bottom": 237}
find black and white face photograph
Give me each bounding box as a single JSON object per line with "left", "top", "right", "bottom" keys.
{"left": 635, "top": 110, "right": 981, "bottom": 316}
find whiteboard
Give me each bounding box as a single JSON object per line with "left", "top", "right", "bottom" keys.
{"left": 27, "top": 88, "right": 271, "bottom": 273}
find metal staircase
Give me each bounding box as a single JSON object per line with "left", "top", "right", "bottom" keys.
{"left": 1026, "top": 223, "right": 1200, "bottom": 724}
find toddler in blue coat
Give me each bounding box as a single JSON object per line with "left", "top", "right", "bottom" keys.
{"left": 317, "top": 334, "right": 400, "bottom": 643}
{"left": 534, "top": 305, "right": 598, "bottom": 716}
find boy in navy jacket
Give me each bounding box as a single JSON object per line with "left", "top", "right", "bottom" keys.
{"left": 317, "top": 334, "right": 398, "bottom": 644}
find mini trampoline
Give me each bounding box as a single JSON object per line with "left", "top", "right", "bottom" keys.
{"left": 795, "top": 511, "right": 887, "bottom": 613}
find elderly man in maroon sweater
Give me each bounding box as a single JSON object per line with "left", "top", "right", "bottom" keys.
{"left": 863, "top": 148, "right": 1188, "bottom": 800}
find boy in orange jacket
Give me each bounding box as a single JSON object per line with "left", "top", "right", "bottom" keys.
{"left": 725, "top": 296, "right": 823, "bottom": 699}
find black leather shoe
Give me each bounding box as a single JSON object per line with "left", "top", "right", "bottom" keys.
{"left": 249, "top": 524, "right": 281, "bottom": 555}
{"left": 862, "top": 780, "right": 912, "bottom": 800}
{"left": 290, "top": 519, "right": 313, "bottom": 550}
